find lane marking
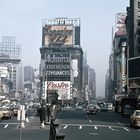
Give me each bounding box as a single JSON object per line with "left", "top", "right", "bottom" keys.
{"left": 63, "top": 125, "right": 68, "bottom": 129}
{"left": 123, "top": 127, "right": 130, "bottom": 131}
{"left": 109, "top": 126, "right": 119, "bottom": 131}
{"left": 0, "top": 123, "right": 19, "bottom": 125}
{"left": 116, "top": 120, "right": 122, "bottom": 125}
{"left": 89, "top": 132, "right": 99, "bottom": 135}
{"left": 61, "top": 123, "right": 127, "bottom": 129}
{"left": 89, "top": 120, "right": 92, "bottom": 123}
{"left": 4, "top": 124, "right": 8, "bottom": 128}
{"left": 109, "top": 126, "right": 114, "bottom": 130}
{"left": 79, "top": 125, "right": 82, "bottom": 129}
{"left": 94, "top": 126, "right": 98, "bottom": 130}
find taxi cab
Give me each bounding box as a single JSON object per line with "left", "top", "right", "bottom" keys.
{"left": 0, "top": 111, "right": 3, "bottom": 121}
{"left": 130, "top": 110, "right": 140, "bottom": 128}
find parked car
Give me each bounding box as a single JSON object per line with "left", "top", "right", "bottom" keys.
{"left": 130, "top": 110, "right": 140, "bottom": 128}
{"left": 86, "top": 104, "right": 97, "bottom": 114}
{"left": 76, "top": 105, "right": 83, "bottom": 110}
{"left": 0, "top": 107, "right": 12, "bottom": 119}
{"left": 0, "top": 111, "right": 3, "bottom": 121}
{"left": 106, "top": 103, "right": 114, "bottom": 111}
{"left": 12, "top": 107, "right": 20, "bottom": 116}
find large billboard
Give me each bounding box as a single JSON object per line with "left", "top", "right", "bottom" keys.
{"left": 115, "top": 12, "right": 127, "bottom": 35}
{"left": 45, "top": 52, "right": 70, "bottom": 81}
{"left": 45, "top": 81, "right": 71, "bottom": 100}
{"left": 43, "top": 25, "right": 73, "bottom": 46}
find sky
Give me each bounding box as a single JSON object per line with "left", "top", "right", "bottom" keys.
{"left": 0, "top": 0, "right": 129, "bottom": 97}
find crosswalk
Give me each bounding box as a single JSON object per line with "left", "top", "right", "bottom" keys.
{"left": 0, "top": 123, "right": 20, "bottom": 129}
{"left": 61, "top": 123, "right": 140, "bottom": 132}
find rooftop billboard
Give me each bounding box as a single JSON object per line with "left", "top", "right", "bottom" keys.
{"left": 45, "top": 81, "right": 71, "bottom": 100}
{"left": 115, "top": 12, "right": 127, "bottom": 35}
{"left": 43, "top": 25, "right": 73, "bottom": 46}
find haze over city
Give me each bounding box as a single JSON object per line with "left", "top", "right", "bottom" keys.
{"left": 0, "top": 0, "right": 129, "bottom": 97}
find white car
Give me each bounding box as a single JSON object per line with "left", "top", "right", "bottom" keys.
{"left": 130, "top": 110, "right": 140, "bottom": 128}
{"left": 76, "top": 105, "right": 83, "bottom": 110}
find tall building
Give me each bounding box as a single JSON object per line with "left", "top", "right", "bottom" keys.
{"left": 24, "top": 66, "right": 34, "bottom": 82}
{"left": 126, "top": 0, "right": 140, "bottom": 99}
{"left": 40, "top": 18, "right": 83, "bottom": 103}
{"left": 23, "top": 66, "right": 35, "bottom": 91}
{"left": 0, "top": 36, "right": 23, "bottom": 98}
{"left": 88, "top": 68, "right": 96, "bottom": 100}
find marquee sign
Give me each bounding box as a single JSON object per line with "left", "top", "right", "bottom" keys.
{"left": 45, "top": 53, "right": 70, "bottom": 79}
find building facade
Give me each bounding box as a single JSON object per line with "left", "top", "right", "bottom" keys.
{"left": 0, "top": 36, "right": 23, "bottom": 99}
{"left": 40, "top": 18, "right": 83, "bottom": 104}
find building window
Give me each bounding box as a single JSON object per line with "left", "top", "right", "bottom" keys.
{"left": 138, "top": 20, "right": 140, "bottom": 26}
{"left": 138, "top": 2, "right": 140, "bottom": 9}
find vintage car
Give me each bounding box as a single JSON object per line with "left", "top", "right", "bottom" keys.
{"left": 86, "top": 104, "right": 97, "bottom": 114}
{"left": 0, "top": 107, "right": 12, "bottom": 119}
{"left": 76, "top": 105, "right": 83, "bottom": 110}
{"left": 0, "top": 111, "right": 3, "bottom": 121}
{"left": 130, "top": 110, "right": 140, "bottom": 128}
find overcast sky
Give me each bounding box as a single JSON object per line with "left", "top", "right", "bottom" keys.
{"left": 0, "top": 0, "right": 129, "bottom": 97}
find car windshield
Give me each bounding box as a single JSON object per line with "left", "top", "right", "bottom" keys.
{"left": 0, "top": 108, "right": 9, "bottom": 111}
{"left": 135, "top": 111, "right": 140, "bottom": 116}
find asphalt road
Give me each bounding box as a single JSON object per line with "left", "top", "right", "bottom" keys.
{"left": 56, "top": 108, "right": 140, "bottom": 140}
{"left": 0, "top": 115, "right": 49, "bottom": 140}
{"left": 0, "top": 108, "right": 140, "bottom": 140}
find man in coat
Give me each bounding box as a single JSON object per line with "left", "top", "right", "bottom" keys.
{"left": 37, "top": 104, "right": 46, "bottom": 127}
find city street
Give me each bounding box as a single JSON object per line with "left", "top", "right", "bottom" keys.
{"left": 0, "top": 108, "right": 140, "bottom": 140}
{"left": 56, "top": 108, "right": 140, "bottom": 140}
{"left": 0, "top": 116, "right": 49, "bottom": 140}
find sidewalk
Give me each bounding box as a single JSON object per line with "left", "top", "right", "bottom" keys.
{"left": 25, "top": 116, "right": 50, "bottom": 130}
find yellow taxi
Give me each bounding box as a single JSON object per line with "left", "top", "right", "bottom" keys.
{"left": 0, "top": 111, "right": 3, "bottom": 121}
{"left": 130, "top": 110, "right": 140, "bottom": 128}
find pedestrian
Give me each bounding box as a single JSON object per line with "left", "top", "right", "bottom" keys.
{"left": 37, "top": 104, "right": 46, "bottom": 128}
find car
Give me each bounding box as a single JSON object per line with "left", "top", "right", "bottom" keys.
{"left": 100, "top": 104, "right": 108, "bottom": 112}
{"left": 0, "top": 111, "right": 3, "bottom": 121}
{"left": 12, "top": 107, "right": 20, "bottom": 116}
{"left": 76, "top": 105, "right": 83, "bottom": 110}
{"left": 86, "top": 104, "right": 97, "bottom": 114}
{"left": 106, "top": 103, "right": 113, "bottom": 111}
{"left": 122, "top": 105, "right": 134, "bottom": 117}
{"left": 130, "top": 110, "right": 140, "bottom": 128}
{"left": 0, "top": 107, "right": 12, "bottom": 119}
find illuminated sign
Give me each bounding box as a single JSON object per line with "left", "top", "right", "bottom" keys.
{"left": 45, "top": 53, "right": 70, "bottom": 63}
{"left": 42, "top": 18, "right": 80, "bottom": 27}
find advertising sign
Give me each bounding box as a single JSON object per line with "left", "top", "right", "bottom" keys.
{"left": 116, "top": 12, "right": 127, "bottom": 35}
{"left": 45, "top": 52, "right": 70, "bottom": 81}
{"left": 43, "top": 25, "right": 73, "bottom": 46}
{"left": 0, "top": 66, "right": 9, "bottom": 78}
{"left": 42, "top": 18, "right": 80, "bottom": 27}
{"left": 45, "top": 81, "right": 71, "bottom": 100}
